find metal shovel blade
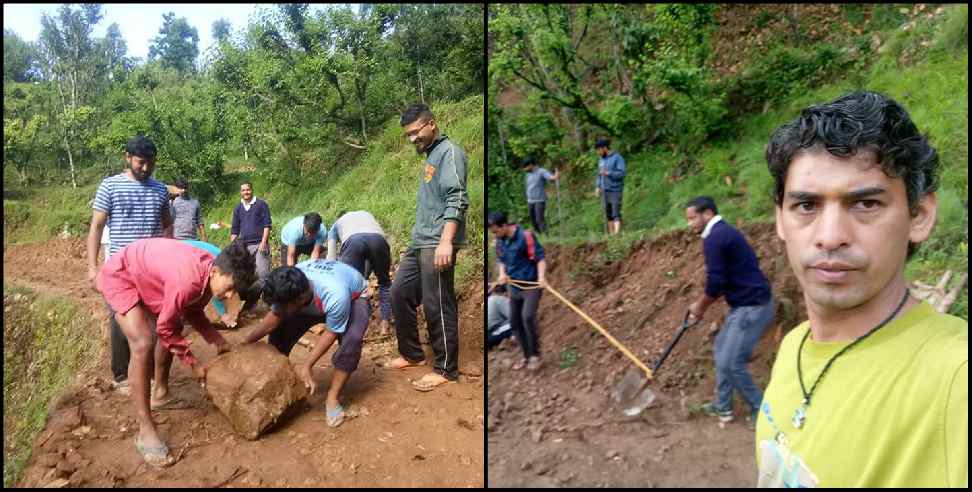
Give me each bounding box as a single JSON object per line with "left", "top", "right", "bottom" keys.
{"left": 613, "top": 367, "right": 656, "bottom": 416}
{"left": 622, "top": 387, "right": 656, "bottom": 417}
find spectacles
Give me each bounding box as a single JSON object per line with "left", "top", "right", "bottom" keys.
{"left": 404, "top": 119, "right": 432, "bottom": 138}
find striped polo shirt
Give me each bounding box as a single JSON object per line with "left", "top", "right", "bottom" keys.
{"left": 93, "top": 173, "right": 170, "bottom": 258}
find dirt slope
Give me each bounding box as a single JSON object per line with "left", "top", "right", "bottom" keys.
{"left": 5, "top": 237, "right": 484, "bottom": 488}
{"left": 487, "top": 222, "right": 806, "bottom": 487}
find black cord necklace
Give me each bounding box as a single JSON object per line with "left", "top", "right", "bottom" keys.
{"left": 793, "top": 289, "right": 910, "bottom": 429}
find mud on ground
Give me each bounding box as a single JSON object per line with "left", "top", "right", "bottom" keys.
{"left": 5, "top": 237, "right": 484, "bottom": 488}
{"left": 487, "top": 222, "right": 806, "bottom": 487}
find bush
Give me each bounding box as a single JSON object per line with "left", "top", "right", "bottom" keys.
{"left": 722, "top": 43, "right": 848, "bottom": 118}
{"left": 932, "top": 4, "right": 968, "bottom": 53}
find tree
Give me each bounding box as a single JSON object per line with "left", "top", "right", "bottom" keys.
{"left": 212, "top": 18, "right": 232, "bottom": 44}
{"left": 38, "top": 3, "right": 105, "bottom": 187}
{"left": 149, "top": 12, "right": 200, "bottom": 74}
{"left": 4, "top": 29, "right": 41, "bottom": 83}
{"left": 98, "top": 23, "right": 135, "bottom": 83}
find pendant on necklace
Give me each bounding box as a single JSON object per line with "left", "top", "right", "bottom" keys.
{"left": 792, "top": 404, "right": 807, "bottom": 429}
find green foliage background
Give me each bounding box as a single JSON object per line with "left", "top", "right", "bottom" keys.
{"left": 488, "top": 4, "right": 968, "bottom": 320}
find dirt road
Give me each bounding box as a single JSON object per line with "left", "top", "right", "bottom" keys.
{"left": 487, "top": 223, "right": 806, "bottom": 487}
{"left": 6, "top": 237, "right": 484, "bottom": 488}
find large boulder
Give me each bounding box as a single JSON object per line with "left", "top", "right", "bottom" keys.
{"left": 205, "top": 343, "right": 308, "bottom": 440}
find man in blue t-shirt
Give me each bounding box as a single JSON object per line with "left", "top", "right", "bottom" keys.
{"left": 241, "top": 260, "right": 369, "bottom": 429}
{"left": 279, "top": 212, "right": 326, "bottom": 267}
{"left": 594, "top": 138, "right": 626, "bottom": 235}
{"left": 684, "top": 196, "right": 775, "bottom": 427}
{"left": 489, "top": 211, "right": 547, "bottom": 372}
{"left": 521, "top": 156, "right": 559, "bottom": 235}
{"left": 86, "top": 135, "right": 173, "bottom": 392}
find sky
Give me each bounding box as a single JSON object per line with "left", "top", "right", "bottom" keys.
{"left": 2, "top": 4, "right": 357, "bottom": 62}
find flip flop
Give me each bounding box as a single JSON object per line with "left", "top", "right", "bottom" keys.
{"left": 134, "top": 435, "right": 175, "bottom": 468}
{"left": 326, "top": 404, "right": 345, "bottom": 428}
{"left": 411, "top": 374, "right": 454, "bottom": 392}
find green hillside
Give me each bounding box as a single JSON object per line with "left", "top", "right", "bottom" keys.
{"left": 205, "top": 95, "right": 485, "bottom": 282}
{"left": 4, "top": 95, "right": 484, "bottom": 284}
{"left": 489, "top": 4, "right": 968, "bottom": 319}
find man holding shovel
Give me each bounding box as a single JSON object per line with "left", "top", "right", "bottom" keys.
{"left": 684, "top": 196, "right": 774, "bottom": 428}
{"left": 489, "top": 211, "right": 547, "bottom": 372}
{"left": 594, "top": 138, "right": 626, "bottom": 236}
{"left": 521, "top": 156, "right": 559, "bottom": 235}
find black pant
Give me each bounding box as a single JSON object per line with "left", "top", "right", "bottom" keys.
{"left": 528, "top": 202, "right": 547, "bottom": 234}
{"left": 268, "top": 298, "right": 371, "bottom": 373}
{"left": 339, "top": 233, "right": 392, "bottom": 321}
{"left": 279, "top": 241, "right": 316, "bottom": 267}
{"left": 390, "top": 247, "right": 459, "bottom": 380}
{"left": 108, "top": 304, "right": 157, "bottom": 383}
{"left": 510, "top": 286, "right": 542, "bottom": 359}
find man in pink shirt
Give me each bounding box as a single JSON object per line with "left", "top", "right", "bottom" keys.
{"left": 97, "top": 238, "right": 255, "bottom": 467}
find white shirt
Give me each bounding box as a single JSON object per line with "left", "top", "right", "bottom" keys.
{"left": 241, "top": 196, "right": 257, "bottom": 212}
{"left": 700, "top": 215, "right": 723, "bottom": 239}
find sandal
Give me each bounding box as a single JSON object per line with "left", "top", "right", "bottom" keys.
{"left": 411, "top": 373, "right": 454, "bottom": 392}
{"left": 134, "top": 434, "right": 175, "bottom": 468}
{"left": 326, "top": 404, "right": 345, "bottom": 428}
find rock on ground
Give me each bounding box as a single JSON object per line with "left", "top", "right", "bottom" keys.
{"left": 205, "top": 343, "right": 308, "bottom": 440}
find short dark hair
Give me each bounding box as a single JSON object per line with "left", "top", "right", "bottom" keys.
{"left": 594, "top": 137, "right": 611, "bottom": 149}
{"left": 766, "top": 91, "right": 939, "bottom": 259}
{"left": 521, "top": 156, "right": 537, "bottom": 168}
{"left": 262, "top": 266, "right": 310, "bottom": 306}
{"left": 240, "top": 181, "right": 253, "bottom": 189}
{"left": 487, "top": 211, "right": 508, "bottom": 227}
{"left": 213, "top": 240, "right": 257, "bottom": 291}
{"left": 126, "top": 135, "right": 156, "bottom": 158}
{"left": 303, "top": 212, "right": 322, "bottom": 234}
{"left": 400, "top": 104, "right": 434, "bottom": 126}
{"left": 686, "top": 196, "right": 718, "bottom": 215}
{"left": 766, "top": 90, "right": 939, "bottom": 213}
{"left": 173, "top": 177, "right": 189, "bottom": 190}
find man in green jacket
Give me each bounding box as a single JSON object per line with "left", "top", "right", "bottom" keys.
{"left": 387, "top": 104, "right": 469, "bottom": 392}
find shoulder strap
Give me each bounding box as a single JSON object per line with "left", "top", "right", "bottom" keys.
{"left": 523, "top": 229, "right": 536, "bottom": 261}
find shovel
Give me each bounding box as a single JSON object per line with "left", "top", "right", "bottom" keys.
{"left": 612, "top": 312, "right": 700, "bottom": 416}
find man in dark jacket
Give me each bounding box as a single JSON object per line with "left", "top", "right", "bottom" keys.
{"left": 230, "top": 182, "right": 272, "bottom": 301}
{"left": 685, "top": 196, "right": 775, "bottom": 428}
{"left": 388, "top": 104, "right": 469, "bottom": 392}
{"left": 594, "top": 138, "right": 626, "bottom": 235}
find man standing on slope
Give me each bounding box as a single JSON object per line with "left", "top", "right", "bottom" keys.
{"left": 388, "top": 104, "right": 470, "bottom": 392}
{"left": 685, "top": 196, "right": 775, "bottom": 429}
{"left": 86, "top": 135, "right": 174, "bottom": 395}
{"left": 594, "top": 138, "right": 626, "bottom": 236}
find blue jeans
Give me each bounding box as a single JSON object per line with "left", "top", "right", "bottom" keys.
{"left": 714, "top": 299, "right": 775, "bottom": 416}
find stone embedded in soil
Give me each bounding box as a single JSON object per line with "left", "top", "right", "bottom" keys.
{"left": 205, "top": 343, "right": 309, "bottom": 440}
{"left": 36, "top": 453, "right": 62, "bottom": 468}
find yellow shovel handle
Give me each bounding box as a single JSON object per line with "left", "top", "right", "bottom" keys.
{"left": 508, "top": 279, "right": 654, "bottom": 380}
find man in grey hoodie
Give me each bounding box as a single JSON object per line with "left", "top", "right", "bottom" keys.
{"left": 388, "top": 104, "right": 469, "bottom": 392}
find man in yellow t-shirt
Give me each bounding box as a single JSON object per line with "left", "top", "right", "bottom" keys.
{"left": 758, "top": 90, "right": 968, "bottom": 487}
